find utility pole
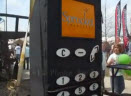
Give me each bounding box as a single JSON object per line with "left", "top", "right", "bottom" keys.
{"left": 105, "top": 0, "right": 107, "bottom": 41}
{"left": 2, "top": 20, "right": 5, "bottom": 31}
{"left": 6, "top": 0, "right": 7, "bottom": 32}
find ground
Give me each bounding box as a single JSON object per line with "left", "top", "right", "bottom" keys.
{"left": 104, "top": 76, "right": 131, "bottom": 96}
{"left": 0, "top": 70, "right": 131, "bottom": 96}
{"left": 0, "top": 70, "right": 30, "bottom": 96}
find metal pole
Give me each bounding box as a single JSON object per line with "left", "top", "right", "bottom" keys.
{"left": 130, "top": 17, "right": 131, "bottom": 36}
{"left": 0, "top": 19, "right": 5, "bottom": 31}
{"left": 4, "top": 20, "right": 6, "bottom": 31}
{"left": 6, "top": 0, "right": 7, "bottom": 32}
{"left": 105, "top": 0, "right": 107, "bottom": 41}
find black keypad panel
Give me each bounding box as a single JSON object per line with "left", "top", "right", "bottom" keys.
{"left": 30, "top": 0, "right": 102, "bottom": 95}
{"left": 48, "top": 83, "right": 101, "bottom": 96}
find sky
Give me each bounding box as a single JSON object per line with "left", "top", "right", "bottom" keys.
{"left": 0, "top": 0, "right": 131, "bottom": 36}
{"left": 101, "top": 0, "right": 131, "bottom": 37}
{"left": 0, "top": 0, "right": 30, "bottom": 31}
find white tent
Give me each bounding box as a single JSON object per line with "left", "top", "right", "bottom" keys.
{"left": 107, "top": 37, "right": 115, "bottom": 42}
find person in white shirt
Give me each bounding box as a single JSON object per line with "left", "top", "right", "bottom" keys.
{"left": 107, "top": 43, "right": 125, "bottom": 94}
{"left": 15, "top": 44, "right": 21, "bottom": 62}
{"left": 24, "top": 44, "right": 30, "bottom": 70}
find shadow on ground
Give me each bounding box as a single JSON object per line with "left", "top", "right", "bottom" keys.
{"left": 121, "top": 93, "right": 131, "bottom": 96}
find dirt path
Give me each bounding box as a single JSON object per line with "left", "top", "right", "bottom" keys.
{"left": 104, "top": 76, "right": 131, "bottom": 95}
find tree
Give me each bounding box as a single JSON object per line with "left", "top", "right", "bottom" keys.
{"left": 102, "top": 0, "right": 115, "bottom": 38}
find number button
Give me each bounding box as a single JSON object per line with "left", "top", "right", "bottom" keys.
{"left": 56, "top": 76, "right": 70, "bottom": 85}
{"left": 75, "top": 49, "right": 86, "bottom": 57}
{"left": 89, "top": 83, "right": 99, "bottom": 91}
{"left": 57, "top": 91, "right": 70, "bottom": 96}
{"left": 75, "top": 73, "right": 86, "bottom": 82}
{"left": 56, "top": 48, "right": 70, "bottom": 57}
{"left": 90, "top": 71, "right": 99, "bottom": 79}
{"left": 92, "top": 94, "right": 98, "bottom": 96}
{"left": 75, "top": 86, "right": 86, "bottom": 95}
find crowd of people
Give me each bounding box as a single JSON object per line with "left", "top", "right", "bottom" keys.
{"left": 8, "top": 43, "right": 30, "bottom": 79}
{"left": 14, "top": 43, "right": 30, "bottom": 70}
{"left": 102, "top": 39, "right": 131, "bottom": 95}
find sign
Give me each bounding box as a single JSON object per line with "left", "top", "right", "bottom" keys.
{"left": 62, "top": 0, "right": 95, "bottom": 38}
{"left": 30, "top": 0, "right": 102, "bottom": 95}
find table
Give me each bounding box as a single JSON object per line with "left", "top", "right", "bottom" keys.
{"left": 107, "top": 64, "right": 131, "bottom": 94}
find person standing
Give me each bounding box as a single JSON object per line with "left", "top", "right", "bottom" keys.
{"left": 107, "top": 43, "right": 125, "bottom": 95}
{"left": 13, "top": 44, "right": 21, "bottom": 79}
{"left": 102, "top": 42, "right": 107, "bottom": 92}
{"left": 15, "top": 44, "right": 21, "bottom": 62}
{"left": 128, "top": 36, "right": 131, "bottom": 56}
{"left": 24, "top": 44, "right": 30, "bottom": 70}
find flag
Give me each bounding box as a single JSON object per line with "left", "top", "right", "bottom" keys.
{"left": 115, "top": 1, "right": 121, "bottom": 44}
{"left": 122, "top": 4, "right": 129, "bottom": 51}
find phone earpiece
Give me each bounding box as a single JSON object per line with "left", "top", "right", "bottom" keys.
{"left": 90, "top": 45, "right": 99, "bottom": 62}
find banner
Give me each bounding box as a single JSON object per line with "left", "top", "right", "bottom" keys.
{"left": 62, "top": 0, "right": 95, "bottom": 38}
{"left": 122, "top": 4, "right": 129, "bottom": 51}
{"left": 115, "top": 1, "right": 121, "bottom": 43}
